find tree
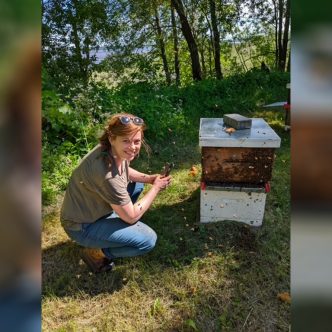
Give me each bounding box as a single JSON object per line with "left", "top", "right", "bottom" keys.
{"left": 231, "top": 0, "right": 290, "bottom": 72}
{"left": 43, "top": 0, "right": 290, "bottom": 88}
{"left": 280, "top": 0, "right": 290, "bottom": 71}
{"left": 171, "top": 0, "right": 202, "bottom": 81}
{"left": 154, "top": 7, "right": 172, "bottom": 85}
{"left": 171, "top": 3, "right": 181, "bottom": 85}
{"left": 209, "top": 0, "right": 223, "bottom": 79}
{"left": 272, "top": 0, "right": 290, "bottom": 71}
{"left": 42, "top": 0, "right": 114, "bottom": 90}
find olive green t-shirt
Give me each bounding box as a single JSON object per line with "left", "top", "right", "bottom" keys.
{"left": 60, "top": 145, "right": 131, "bottom": 231}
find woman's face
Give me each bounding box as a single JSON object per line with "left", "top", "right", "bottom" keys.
{"left": 110, "top": 130, "right": 142, "bottom": 162}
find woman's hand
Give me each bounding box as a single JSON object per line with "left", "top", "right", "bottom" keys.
{"left": 152, "top": 175, "right": 172, "bottom": 191}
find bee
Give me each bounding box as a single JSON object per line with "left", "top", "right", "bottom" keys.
{"left": 225, "top": 127, "right": 236, "bottom": 135}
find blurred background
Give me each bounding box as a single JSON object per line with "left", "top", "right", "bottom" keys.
{"left": 1, "top": 0, "right": 332, "bottom": 330}
{"left": 0, "top": 0, "right": 41, "bottom": 331}
{"left": 292, "top": 0, "right": 332, "bottom": 330}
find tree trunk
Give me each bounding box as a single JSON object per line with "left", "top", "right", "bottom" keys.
{"left": 277, "top": 0, "right": 284, "bottom": 71}
{"left": 208, "top": 41, "right": 213, "bottom": 76}
{"left": 200, "top": 7, "right": 214, "bottom": 75}
{"left": 209, "top": 0, "right": 223, "bottom": 79}
{"left": 70, "top": 0, "right": 87, "bottom": 82}
{"left": 199, "top": 43, "right": 206, "bottom": 78}
{"left": 171, "top": 4, "right": 180, "bottom": 85}
{"left": 233, "top": 41, "right": 248, "bottom": 72}
{"left": 83, "top": 36, "right": 91, "bottom": 78}
{"left": 272, "top": 0, "right": 278, "bottom": 70}
{"left": 171, "top": 0, "right": 202, "bottom": 81}
{"left": 287, "top": 49, "right": 290, "bottom": 72}
{"left": 281, "top": 0, "right": 290, "bottom": 72}
{"left": 154, "top": 9, "right": 171, "bottom": 85}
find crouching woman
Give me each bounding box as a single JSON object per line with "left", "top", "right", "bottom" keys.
{"left": 60, "top": 113, "right": 171, "bottom": 273}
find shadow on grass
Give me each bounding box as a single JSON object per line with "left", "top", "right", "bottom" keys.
{"left": 145, "top": 193, "right": 259, "bottom": 268}
{"left": 42, "top": 240, "right": 128, "bottom": 297}
{"left": 42, "top": 188, "right": 263, "bottom": 299}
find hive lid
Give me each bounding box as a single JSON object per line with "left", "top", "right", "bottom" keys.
{"left": 199, "top": 118, "right": 281, "bottom": 148}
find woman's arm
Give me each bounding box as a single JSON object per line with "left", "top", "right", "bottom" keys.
{"left": 111, "top": 175, "right": 171, "bottom": 224}
{"left": 128, "top": 167, "right": 157, "bottom": 184}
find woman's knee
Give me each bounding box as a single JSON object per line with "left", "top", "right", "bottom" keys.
{"left": 145, "top": 230, "right": 157, "bottom": 251}
{"left": 138, "top": 225, "right": 157, "bottom": 252}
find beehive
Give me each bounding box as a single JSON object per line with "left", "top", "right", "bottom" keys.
{"left": 199, "top": 117, "right": 281, "bottom": 225}
{"left": 199, "top": 118, "right": 280, "bottom": 184}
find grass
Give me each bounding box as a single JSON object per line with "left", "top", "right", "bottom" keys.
{"left": 42, "top": 106, "right": 290, "bottom": 331}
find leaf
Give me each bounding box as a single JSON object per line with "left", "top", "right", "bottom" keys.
{"left": 58, "top": 105, "right": 72, "bottom": 114}
{"left": 150, "top": 298, "right": 164, "bottom": 316}
{"left": 185, "top": 319, "right": 198, "bottom": 331}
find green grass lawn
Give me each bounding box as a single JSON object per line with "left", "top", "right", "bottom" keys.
{"left": 42, "top": 109, "right": 290, "bottom": 331}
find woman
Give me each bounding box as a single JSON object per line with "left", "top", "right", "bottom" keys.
{"left": 60, "top": 113, "right": 172, "bottom": 273}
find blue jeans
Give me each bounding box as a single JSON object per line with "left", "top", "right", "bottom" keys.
{"left": 65, "top": 182, "right": 157, "bottom": 259}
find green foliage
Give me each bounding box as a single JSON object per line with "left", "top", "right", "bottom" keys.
{"left": 42, "top": 74, "right": 108, "bottom": 204}
{"left": 102, "top": 69, "right": 288, "bottom": 142}
{"left": 42, "top": 69, "right": 289, "bottom": 204}
{"left": 42, "top": 145, "right": 81, "bottom": 205}
{"left": 185, "top": 319, "right": 199, "bottom": 331}
{"left": 149, "top": 298, "right": 165, "bottom": 317}
{"left": 42, "top": 0, "right": 289, "bottom": 88}
{"left": 42, "top": 0, "right": 117, "bottom": 90}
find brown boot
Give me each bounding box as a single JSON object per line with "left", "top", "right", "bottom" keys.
{"left": 80, "top": 248, "right": 114, "bottom": 274}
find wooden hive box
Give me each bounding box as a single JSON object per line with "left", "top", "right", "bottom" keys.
{"left": 201, "top": 146, "right": 275, "bottom": 184}
{"left": 199, "top": 118, "right": 281, "bottom": 184}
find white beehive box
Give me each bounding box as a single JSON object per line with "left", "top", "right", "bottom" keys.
{"left": 200, "top": 184, "right": 266, "bottom": 226}
{"left": 199, "top": 117, "right": 280, "bottom": 226}
{"left": 199, "top": 117, "right": 281, "bottom": 148}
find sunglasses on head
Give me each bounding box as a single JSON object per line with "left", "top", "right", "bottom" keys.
{"left": 119, "top": 116, "right": 144, "bottom": 125}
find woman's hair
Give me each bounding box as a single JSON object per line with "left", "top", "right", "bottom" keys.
{"left": 99, "top": 112, "right": 150, "bottom": 157}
